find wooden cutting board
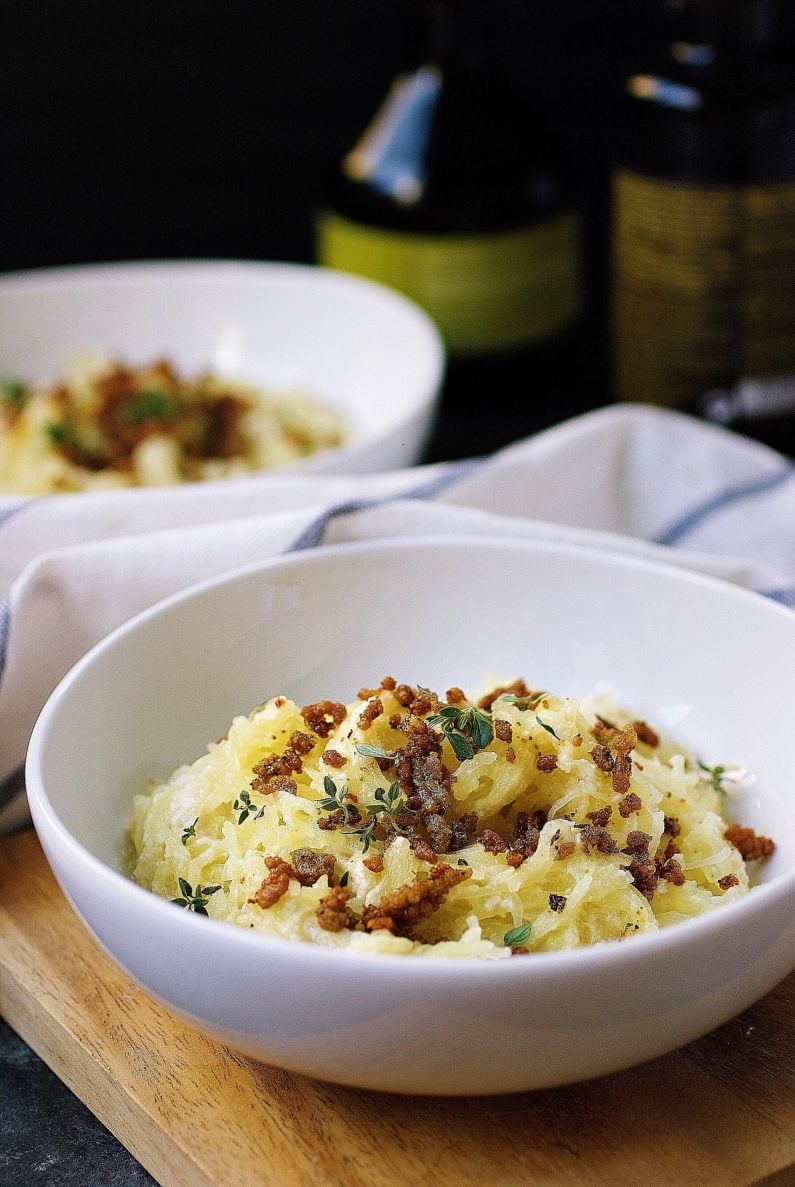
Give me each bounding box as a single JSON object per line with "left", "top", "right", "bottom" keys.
{"left": 0, "top": 827, "right": 792, "bottom": 1187}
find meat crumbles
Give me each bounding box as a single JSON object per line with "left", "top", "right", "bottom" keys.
{"left": 618, "top": 792, "right": 642, "bottom": 817}
{"left": 300, "top": 700, "right": 347, "bottom": 738}
{"left": 289, "top": 730, "right": 316, "bottom": 756}
{"left": 357, "top": 697, "right": 383, "bottom": 730}
{"left": 632, "top": 720, "right": 660, "bottom": 748}
{"left": 249, "top": 857, "right": 294, "bottom": 909}
{"left": 361, "top": 864, "right": 472, "bottom": 936}
{"left": 587, "top": 805, "right": 613, "bottom": 828}
{"left": 580, "top": 825, "right": 619, "bottom": 856}
{"left": 724, "top": 824, "right": 775, "bottom": 861}
{"left": 316, "top": 886, "right": 358, "bottom": 933}
{"left": 494, "top": 719, "right": 513, "bottom": 743}
{"left": 262, "top": 774, "right": 298, "bottom": 797}
{"left": 321, "top": 749, "right": 347, "bottom": 769}
{"left": 290, "top": 849, "right": 336, "bottom": 887}
{"left": 251, "top": 749, "right": 303, "bottom": 790}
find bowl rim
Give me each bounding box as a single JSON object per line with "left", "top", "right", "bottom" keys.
{"left": 0, "top": 255, "right": 441, "bottom": 320}
{"left": 25, "top": 533, "right": 795, "bottom": 981}
{"left": 0, "top": 258, "right": 445, "bottom": 364}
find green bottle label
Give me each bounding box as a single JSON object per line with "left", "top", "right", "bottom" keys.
{"left": 316, "top": 210, "right": 582, "bottom": 354}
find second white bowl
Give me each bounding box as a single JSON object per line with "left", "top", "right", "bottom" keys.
{"left": 0, "top": 259, "right": 445, "bottom": 478}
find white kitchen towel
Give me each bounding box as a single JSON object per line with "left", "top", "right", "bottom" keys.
{"left": 2, "top": 402, "right": 793, "bottom": 832}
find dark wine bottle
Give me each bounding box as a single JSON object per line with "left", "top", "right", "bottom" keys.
{"left": 611, "top": 0, "right": 795, "bottom": 454}
{"left": 314, "top": 0, "right": 586, "bottom": 461}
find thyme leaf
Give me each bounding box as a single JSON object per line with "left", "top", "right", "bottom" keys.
{"left": 469, "top": 711, "right": 493, "bottom": 751}
{"left": 344, "top": 815, "right": 379, "bottom": 854}
{"left": 373, "top": 781, "right": 410, "bottom": 830}
{"left": 181, "top": 817, "right": 198, "bottom": 845}
{"left": 698, "top": 760, "right": 726, "bottom": 791}
{"left": 535, "top": 715, "right": 560, "bottom": 741}
{"left": 497, "top": 690, "right": 547, "bottom": 711}
{"left": 122, "top": 388, "right": 179, "bottom": 424}
{"left": 447, "top": 731, "right": 475, "bottom": 761}
{"left": 233, "top": 790, "right": 264, "bottom": 824}
{"left": 504, "top": 923, "right": 532, "bottom": 947}
{"left": 171, "top": 879, "right": 222, "bottom": 915}
{"left": 427, "top": 705, "right": 493, "bottom": 760}
{"left": 433, "top": 705, "right": 465, "bottom": 721}
{"left": 318, "top": 775, "right": 347, "bottom": 812}
{"left": 318, "top": 776, "right": 359, "bottom": 825}
{"left": 355, "top": 742, "right": 393, "bottom": 760}
{"left": 344, "top": 781, "right": 412, "bottom": 853}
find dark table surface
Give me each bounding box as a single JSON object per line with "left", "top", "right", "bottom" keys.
{"left": 0, "top": 1018, "right": 155, "bottom": 1187}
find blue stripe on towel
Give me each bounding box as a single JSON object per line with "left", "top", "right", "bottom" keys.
{"left": 0, "top": 595, "right": 10, "bottom": 683}
{"left": 290, "top": 459, "right": 483, "bottom": 552}
{"left": 654, "top": 466, "right": 794, "bottom": 546}
{"left": 761, "top": 587, "right": 795, "bottom": 609}
{"left": 0, "top": 498, "right": 36, "bottom": 532}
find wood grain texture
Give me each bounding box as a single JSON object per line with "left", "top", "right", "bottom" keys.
{"left": 0, "top": 827, "right": 792, "bottom": 1187}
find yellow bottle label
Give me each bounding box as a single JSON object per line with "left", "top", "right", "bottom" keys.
{"left": 316, "top": 210, "right": 581, "bottom": 354}
{"left": 612, "top": 168, "right": 795, "bottom": 406}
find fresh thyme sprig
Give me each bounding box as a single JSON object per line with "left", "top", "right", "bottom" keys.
{"left": 318, "top": 775, "right": 360, "bottom": 825}
{"left": 181, "top": 817, "right": 198, "bottom": 845}
{"left": 372, "top": 781, "right": 410, "bottom": 829}
{"left": 346, "top": 816, "right": 379, "bottom": 854}
{"left": 344, "top": 781, "right": 412, "bottom": 853}
{"left": 427, "top": 704, "right": 493, "bottom": 761}
{"left": 233, "top": 790, "right": 264, "bottom": 824}
{"left": 170, "top": 878, "right": 222, "bottom": 915}
{"left": 698, "top": 760, "right": 726, "bottom": 791}
{"left": 503, "top": 922, "right": 532, "bottom": 947}
{"left": 697, "top": 761, "right": 756, "bottom": 795}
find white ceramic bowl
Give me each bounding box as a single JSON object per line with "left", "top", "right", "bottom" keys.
{"left": 25, "top": 538, "right": 795, "bottom": 1095}
{"left": 0, "top": 260, "right": 444, "bottom": 476}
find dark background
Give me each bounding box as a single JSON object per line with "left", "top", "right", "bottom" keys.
{"left": 0, "top": 0, "right": 657, "bottom": 273}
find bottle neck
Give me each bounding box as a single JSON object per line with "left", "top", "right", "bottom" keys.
{"left": 408, "top": 0, "right": 492, "bottom": 74}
